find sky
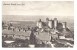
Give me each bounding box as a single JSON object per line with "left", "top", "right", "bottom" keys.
{"left": 2, "top": 1, "right": 74, "bottom": 21}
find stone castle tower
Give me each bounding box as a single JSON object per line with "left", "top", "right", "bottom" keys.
{"left": 54, "top": 18, "right": 58, "bottom": 30}
{"left": 48, "top": 19, "right": 53, "bottom": 28}
{"left": 36, "top": 19, "right": 43, "bottom": 29}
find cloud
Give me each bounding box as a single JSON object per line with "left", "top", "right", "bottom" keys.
{"left": 2, "top": 1, "right": 74, "bottom": 21}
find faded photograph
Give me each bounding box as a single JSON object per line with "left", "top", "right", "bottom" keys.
{"left": 2, "top": 1, "right": 74, "bottom": 48}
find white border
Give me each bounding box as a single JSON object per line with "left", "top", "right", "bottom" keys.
{"left": 2, "top": 0, "right": 74, "bottom": 1}
{"left": 74, "top": 0, "right": 77, "bottom": 48}
{"left": 0, "top": 0, "right": 2, "bottom": 49}
{"left": 0, "top": 0, "right": 77, "bottom": 50}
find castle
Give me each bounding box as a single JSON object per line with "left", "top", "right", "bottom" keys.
{"left": 36, "top": 18, "right": 67, "bottom": 32}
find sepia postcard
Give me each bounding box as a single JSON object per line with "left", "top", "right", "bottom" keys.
{"left": 2, "top": 1, "right": 74, "bottom": 48}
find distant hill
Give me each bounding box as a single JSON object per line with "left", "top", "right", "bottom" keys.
{"left": 4, "top": 21, "right": 37, "bottom": 28}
